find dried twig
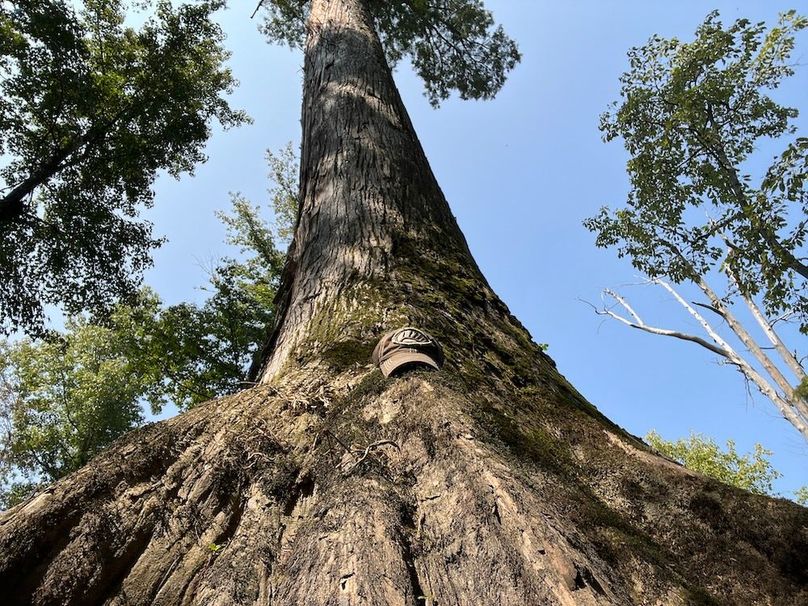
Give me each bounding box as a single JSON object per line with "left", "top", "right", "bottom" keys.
{"left": 586, "top": 280, "right": 808, "bottom": 439}
{"left": 592, "top": 287, "right": 729, "bottom": 357}
{"left": 341, "top": 440, "right": 399, "bottom": 475}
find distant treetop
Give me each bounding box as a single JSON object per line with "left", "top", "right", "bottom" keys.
{"left": 259, "top": 0, "right": 521, "bottom": 106}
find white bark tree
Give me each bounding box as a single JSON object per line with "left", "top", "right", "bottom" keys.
{"left": 586, "top": 11, "right": 808, "bottom": 440}
{"left": 593, "top": 269, "right": 808, "bottom": 440}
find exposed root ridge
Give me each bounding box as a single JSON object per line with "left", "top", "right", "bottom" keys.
{"left": 0, "top": 375, "right": 806, "bottom": 605}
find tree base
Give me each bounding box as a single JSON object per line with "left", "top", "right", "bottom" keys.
{"left": 1, "top": 362, "right": 805, "bottom": 605}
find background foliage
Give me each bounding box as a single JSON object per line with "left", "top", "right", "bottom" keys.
{"left": 260, "top": 0, "right": 521, "bottom": 106}
{"left": 0, "top": 147, "right": 298, "bottom": 508}
{"left": 647, "top": 430, "right": 782, "bottom": 496}
{"left": 0, "top": 0, "right": 246, "bottom": 336}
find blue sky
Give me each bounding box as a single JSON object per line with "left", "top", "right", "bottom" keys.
{"left": 144, "top": 1, "right": 808, "bottom": 497}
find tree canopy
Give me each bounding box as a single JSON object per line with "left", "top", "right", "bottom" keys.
{"left": 260, "top": 0, "right": 521, "bottom": 106}
{"left": 646, "top": 431, "right": 783, "bottom": 496}
{"left": 585, "top": 10, "right": 807, "bottom": 332}
{"left": 584, "top": 11, "right": 808, "bottom": 440}
{"left": 0, "top": 147, "right": 297, "bottom": 507}
{"left": 0, "top": 0, "right": 246, "bottom": 336}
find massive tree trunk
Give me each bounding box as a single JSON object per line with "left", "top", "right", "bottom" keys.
{"left": 1, "top": 0, "right": 807, "bottom": 604}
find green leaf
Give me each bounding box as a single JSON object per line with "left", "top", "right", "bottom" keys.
{"left": 586, "top": 10, "right": 808, "bottom": 331}
{"left": 0, "top": 0, "right": 248, "bottom": 337}
{"left": 646, "top": 431, "right": 781, "bottom": 495}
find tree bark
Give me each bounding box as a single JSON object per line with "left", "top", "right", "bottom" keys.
{"left": 1, "top": 1, "right": 807, "bottom": 604}
{"left": 694, "top": 275, "right": 808, "bottom": 426}
{"left": 251, "top": 0, "right": 480, "bottom": 383}
{"left": 0, "top": 145, "right": 74, "bottom": 223}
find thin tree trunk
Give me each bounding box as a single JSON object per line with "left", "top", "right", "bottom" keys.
{"left": 1, "top": 1, "right": 807, "bottom": 604}
{"left": 0, "top": 145, "right": 75, "bottom": 222}
{"left": 726, "top": 264, "right": 806, "bottom": 382}
{"left": 694, "top": 276, "right": 808, "bottom": 425}
{"left": 711, "top": 141, "right": 808, "bottom": 280}
{"left": 655, "top": 237, "right": 808, "bottom": 436}
{"left": 0, "top": 106, "right": 131, "bottom": 224}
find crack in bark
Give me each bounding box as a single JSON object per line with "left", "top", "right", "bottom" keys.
{"left": 338, "top": 572, "right": 354, "bottom": 590}
{"left": 572, "top": 563, "right": 606, "bottom": 596}
{"left": 400, "top": 503, "right": 430, "bottom": 606}
{"left": 282, "top": 475, "right": 315, "bottom": 517}
{"left": 80, "top": 525, "right": 155, "bottom": 606}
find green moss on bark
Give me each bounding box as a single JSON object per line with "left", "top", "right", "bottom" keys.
{"left": 321, "top": 340, "right": 375, "bottom": 370}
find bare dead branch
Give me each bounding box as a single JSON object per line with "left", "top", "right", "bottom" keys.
{"left": 591, "top": 281, "right": 808, "bottom": 440}
{"left": 250, "top": 0, "right": 266, "bottom": 19}
{"left": 598, "top": 288, "right": 729, "bottom": 357}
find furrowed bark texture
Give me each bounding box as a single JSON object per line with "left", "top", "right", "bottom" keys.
{"left": 1, "top": 0, "right": 807, "bottom": 604}
{"left": 255, "top": 0, "right": 478, "bottom": 381}
{"left": 2, "top": 370, "right": 807, "bottom": 605}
